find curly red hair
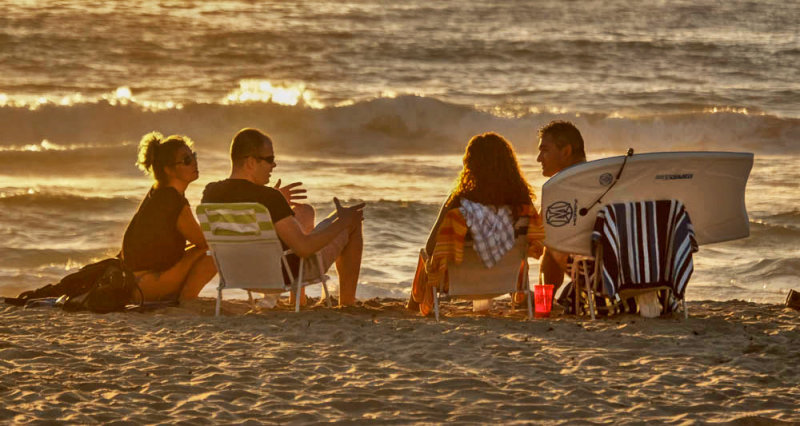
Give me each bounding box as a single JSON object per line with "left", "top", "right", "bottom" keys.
{"left": 447, "top": 132, "right": 534, "bottom": 212}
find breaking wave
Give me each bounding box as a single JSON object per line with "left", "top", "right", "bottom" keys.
{"left": 1, "top": 96, "right": 797, "bottom": 156}
{"left": 0, "top": 191, "right": 137, "bottom": 212}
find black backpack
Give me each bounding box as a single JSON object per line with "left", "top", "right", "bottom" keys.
{"left": 63, "top": 259, "right": 142, "bottom": 313}
{"left": 6, "top": 258, "right": 142, "bottom": 313}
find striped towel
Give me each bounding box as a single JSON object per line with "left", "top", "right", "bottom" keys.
{"left": 459, "top": 199, "right": 515, "bottom": 268}
{"left": 591, "top": 200, "right": 698, "bottom": 300}
{"left": 196, "top": 203, "right": 278, "bottom": 242}
{"left": 206, "top": 209, "right": 261, "bottom": 235}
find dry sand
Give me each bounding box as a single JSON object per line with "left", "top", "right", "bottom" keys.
{"left": 1, "top": 297, "right": 799, "bottom": 424}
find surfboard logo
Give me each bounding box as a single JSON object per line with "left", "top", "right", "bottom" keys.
{"left": 546, "top": 201, "right": 574, "bottom": 227}
{"left": 655, "top": 173, "right": 693, "bottom": 180}
{"left": 599, "top": 173, "right": 614, "bottom": 186}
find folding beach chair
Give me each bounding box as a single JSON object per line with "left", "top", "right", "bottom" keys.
{"left": 196, "top": 203, "right": 332, "bottom": 316}
{"left": 571, "top": 200, "right": 696, "bottom": 320}
{"left": 431, "top": 237, "right": 533, "bottom": 321}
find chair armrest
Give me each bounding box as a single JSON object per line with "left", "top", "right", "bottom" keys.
{"left": 283, "top": 248, "right": 322, "bottom": 262}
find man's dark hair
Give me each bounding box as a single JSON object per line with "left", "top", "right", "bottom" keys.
{"left": 230, "top": 128, "right": 272, "bottom": 167}
{"left": 538, "top": 120, "right": 586, "bottom": 162}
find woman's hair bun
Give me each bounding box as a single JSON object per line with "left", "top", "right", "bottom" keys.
{"left": 136, "top": 131, "right": 164, "bottom": 174}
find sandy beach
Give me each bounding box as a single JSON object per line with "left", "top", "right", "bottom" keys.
{"left": 1, "top": 298, "right": 798, "bottom": 424}
{"left": 2, "top": 1, "right": 798, "bottom": 424}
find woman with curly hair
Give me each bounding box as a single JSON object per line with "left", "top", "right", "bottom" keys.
{"left": 409, "top": 132, "right": 545, "bottom": 315}
{"left": 121, "top": 132, "right": 216, "bottom": 302}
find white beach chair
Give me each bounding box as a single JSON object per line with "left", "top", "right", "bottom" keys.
{"left": 196, "top": 203, "right": 332, "bottom": 316}
{"left": 431, "top": 237, "right": 533, "bottom": 321}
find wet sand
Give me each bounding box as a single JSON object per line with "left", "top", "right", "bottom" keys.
{"left": 1, "top": 298, "right": 798, "bottom": 424}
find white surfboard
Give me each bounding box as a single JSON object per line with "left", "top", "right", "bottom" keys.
{"left": 541, "top": 151, "right": 754, "bottom": 255}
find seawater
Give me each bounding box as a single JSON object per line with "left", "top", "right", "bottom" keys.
{"left": 0, "top": 0, "right": 798, "bottom": 303}
{"left": 1, "top": 147, "right": 797, "bottom": 304}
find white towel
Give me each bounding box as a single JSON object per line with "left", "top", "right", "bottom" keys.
{"left": 459, "top": 199, "right": 515, "bottom": 268}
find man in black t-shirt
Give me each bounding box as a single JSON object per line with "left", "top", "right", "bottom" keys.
{"left": 202, "top": 128, "right": 365, "bottom": 306}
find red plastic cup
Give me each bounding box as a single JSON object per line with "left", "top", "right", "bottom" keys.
{"left": 534, "top": 284, "right": 554, "bottom": 318}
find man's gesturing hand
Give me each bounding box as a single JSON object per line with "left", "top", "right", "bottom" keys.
{"left": 333, "top": 197, "right": 365, "bottom": 230}
{"left": 274, "top": 179, "right": 308, "bottom": 206}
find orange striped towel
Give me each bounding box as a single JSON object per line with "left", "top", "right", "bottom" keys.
{"left": 518, "top": 203, "right": 545, "bottom": 259}
{"left": 411, "top": 203, "right": 545, "bottom": 316}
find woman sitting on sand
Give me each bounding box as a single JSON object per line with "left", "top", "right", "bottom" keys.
{"left": 121, "top": 132, "right": 216, "bottom": 302}
{"left": 408, "top": 132, "right": 545, "bottom": 315}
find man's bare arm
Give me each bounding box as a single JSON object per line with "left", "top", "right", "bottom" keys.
{"left": 274, "top": 198, "right": 364, "bottom": 257}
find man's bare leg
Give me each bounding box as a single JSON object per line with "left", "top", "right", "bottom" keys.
{"left": 292, "top": 203, "right": 315, "bottom": 234}
{"left": 541, "top": 248, "right": 566, "bottom": 294}
{"left": 335, "top": 223, "right": 363, "bottom": 306}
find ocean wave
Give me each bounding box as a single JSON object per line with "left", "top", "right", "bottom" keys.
{"left": 1, "top": 96, "right": 797, "bottom": 155}
{"left": 759, "top": 210, "right": 800, "bottom": 222}
{"left": 751, "top": 212, "right": 800, "bottom": 232}
{"left": 0, "top": 143, "right": 143, "bottom": 177}
{"left": 733, "top": 257, "right": 800, "bottom": 280}
{"left": 0, "top": 191, "right": 137, "bottom": 211}
{"left": 363, "top": 199, "right": 440, "bottom": 239}
{"left": 706, "top": 220, "right": 800, "bottom": 251}
{"left": 0, "top": 247, "right": 113, "bottom": 269}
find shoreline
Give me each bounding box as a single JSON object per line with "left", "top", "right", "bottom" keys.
{"left": 2, "top": 298, "right": 798, "bottom": 423}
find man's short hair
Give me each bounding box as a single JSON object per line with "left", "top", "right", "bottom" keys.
{"left": 538, "top": 120, "right": 586, "bottom": 162}
{"left": 230, "top": 128, "right": 272, "bottom": 167}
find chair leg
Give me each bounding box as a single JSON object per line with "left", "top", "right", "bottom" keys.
{"left": 526, "top": 288, "right": 533, "bottom": 320}
{"left": 572, "top": 261, "right": 580, "bottom": 316}
{"left": 322, "top": 279, "right": 332, "bottom": 308}
{"left": 317, "top": 254, "right": 332, "bottom": 307}
{"left": 525, "top": 264, "right": 533, "bottom": 320}
{"left": 216, "top": 286, "right": 222, "bottom": 317}
{"left": 433, "top": 287, "right": 440, "bottom": 322}
{"left": 295, "top": 258, "right": 305, "bottom": 313}
{"left": 211, "top": 253, "right": 223, "bottom": 317}
{"left": 583, "top": 262, "right": 596, "bottom": 320}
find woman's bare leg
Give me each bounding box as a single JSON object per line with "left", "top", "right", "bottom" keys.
{"left": 135, "top": 247, "right": 215, "bottom": 302}
{"left": 179, "top": 255, "right": 218, "bottom": 300}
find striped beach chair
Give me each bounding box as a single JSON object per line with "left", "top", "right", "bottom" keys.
{"left": 196, "top": 203, "right": 332, "bottom": 315}
{"left": 573, "top": 199, "right": 697, "bottom": 319}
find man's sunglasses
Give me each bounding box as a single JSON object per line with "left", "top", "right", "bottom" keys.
{"left": 252, "top": 155, "right": 275, "bottom": 164}
{"left": 174, "top": 151, "right": 197, "bottom": 166}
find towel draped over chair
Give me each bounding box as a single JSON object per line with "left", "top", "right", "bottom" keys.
{"left": 591, "top": 200, "right": 698, "bottom": 303}
{"left": 459, "top": 199, "right": 515, "bottom": 268}
{"left": 411, "top": 204, "right": 545, "bottom": 316}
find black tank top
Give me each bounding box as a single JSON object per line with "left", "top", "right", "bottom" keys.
{"left": 121, "top": 186, "right": 188, "bottom": 272}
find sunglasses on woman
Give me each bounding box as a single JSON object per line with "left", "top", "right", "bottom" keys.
{"left": 173, "top": 151, "right": 197, "bottom": 166}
